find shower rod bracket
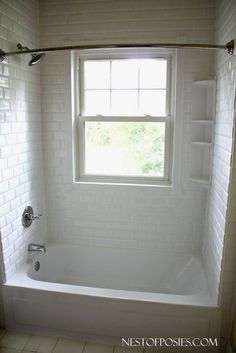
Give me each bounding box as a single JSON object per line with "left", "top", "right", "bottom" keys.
{"left": 0, "top": 39, "right": 234, "bottom": 63}
{"left": 226, "top": 39, "right": 234, "bottom": 55}
{"left": 0, "top": 50, "right": 5, "bottom": 63}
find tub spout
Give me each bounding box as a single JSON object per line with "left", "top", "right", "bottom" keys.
{"left": 28, "top": 243, "right": 46, "bottom": 253}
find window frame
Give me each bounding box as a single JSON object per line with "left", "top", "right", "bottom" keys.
{"left": 74, "top": 48, "right": 175, "bottom": 185}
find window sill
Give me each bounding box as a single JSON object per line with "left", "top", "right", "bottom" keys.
{"left": 73, "top": 179, "right": 173, "bottom": 189}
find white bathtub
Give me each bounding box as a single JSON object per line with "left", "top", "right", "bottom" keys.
{"left": 3, "top": 244, "right": 221, "bottom": 351}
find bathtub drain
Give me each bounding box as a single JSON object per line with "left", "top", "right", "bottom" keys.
{"left": 34, "top": 261, "right": 40, "bottom": 271}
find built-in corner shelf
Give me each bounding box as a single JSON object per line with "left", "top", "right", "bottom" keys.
{"left": 190, "top": 79, "right": 215, "bottom": 187}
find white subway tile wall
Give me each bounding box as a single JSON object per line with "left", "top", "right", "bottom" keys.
{"left": 39, "top": 0, "right": 215, "bottom": 255}
{"left": 0, "top": 0, "right": 48, "bottom": 325}
{"left": 205, "top": 0, "right": 236, "bottom": 341}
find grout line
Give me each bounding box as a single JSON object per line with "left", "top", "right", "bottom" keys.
{"left": 22, "top": 332, "right": 33, "bottom": 351}
{"left": 51, "top": 336, "right": 60, "bottom": 353}
{"left": 82, "top": 341, "right": 87, "bottom": 353}
{"left": 0, "top": 329, "right": 7, "bottom": 341}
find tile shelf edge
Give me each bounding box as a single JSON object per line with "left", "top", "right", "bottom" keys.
{"left": 191, "top": 141, "right": 212, "bottom": 146}
{"left": 190, "top": 177, "right": 210, "bottom": 186}
{"left": 192, "top": 80, "right": 215, "bottom": 87}
{"left": 192, "top": 120, "right": 213, "bottom": 124}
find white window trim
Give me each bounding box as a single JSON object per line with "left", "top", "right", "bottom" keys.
{"left": 73, "top": 48, "right": 176, "bottom": 186}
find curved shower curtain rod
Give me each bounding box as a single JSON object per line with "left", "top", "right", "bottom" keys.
{"left": 0, "top": 39, "right": 234, "bottom": 62}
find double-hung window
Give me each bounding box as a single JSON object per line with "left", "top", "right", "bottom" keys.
{"left": 75, "top": 49, "right": 174, "bottom": 185}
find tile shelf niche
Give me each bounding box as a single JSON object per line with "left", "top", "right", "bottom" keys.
{"left": 190, "top": 79, "right": 215, "bottom": 187}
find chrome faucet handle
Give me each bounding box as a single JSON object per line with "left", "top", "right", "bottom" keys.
{"left": 22, "top": 206, "right": 42, "bottom": 228}
{"left": 32, "top": 213, "right": 42, "bottom": 221}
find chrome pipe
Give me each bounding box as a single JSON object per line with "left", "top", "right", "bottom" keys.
{"left": 28, "top": 243, "right": 46, "bottom": 253}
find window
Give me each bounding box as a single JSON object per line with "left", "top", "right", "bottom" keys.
{"left": 75, "top": 50, "right": 174, "bottom": 184}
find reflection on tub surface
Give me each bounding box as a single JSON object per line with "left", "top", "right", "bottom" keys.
{"left": 27, "top": 245, "right": 207, "bottom": 296}
{"left": 4, "top": 244, "right": 214, "bottom": 306}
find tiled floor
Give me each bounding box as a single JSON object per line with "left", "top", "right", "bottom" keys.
{"left": 0, "top": 330, "right": 152, "bottom": 353}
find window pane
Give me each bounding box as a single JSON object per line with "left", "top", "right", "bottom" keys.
{"left": 84, "top": 121, "right": 165, "bottom": 177}
{"left": 111, "top": 60, "right": 138, "bottom": 88}
{"left": 83, "top": 58, "right": 169, "bottom": 117}
{"left": 139, "top": 90, "right": 166, "bottom": 116}
{"left": 111, "top": 90, "right": 138, "bottom": 115}
{"left": 139, "top": 59, "right": 167, "bottom": 88}
{"left": 84, "top": 90, "right": 110, "bottom": 115}
{"left": 84, "top": 61, "right": 110, "bottom": 89}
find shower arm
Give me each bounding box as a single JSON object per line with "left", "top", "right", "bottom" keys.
{"left": 0, "top": 39, "right": 234, "bottom": 62}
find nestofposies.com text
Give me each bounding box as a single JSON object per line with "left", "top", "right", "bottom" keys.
{"left": 121, "top": 337, "right": 218, "bottom": 348}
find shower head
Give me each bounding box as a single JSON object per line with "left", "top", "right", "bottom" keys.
{"left": 17, "top": 43, "right": 46, "bottom": 66}
{"left": 28, "top": 52, "right": 46, "bottom": 66}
